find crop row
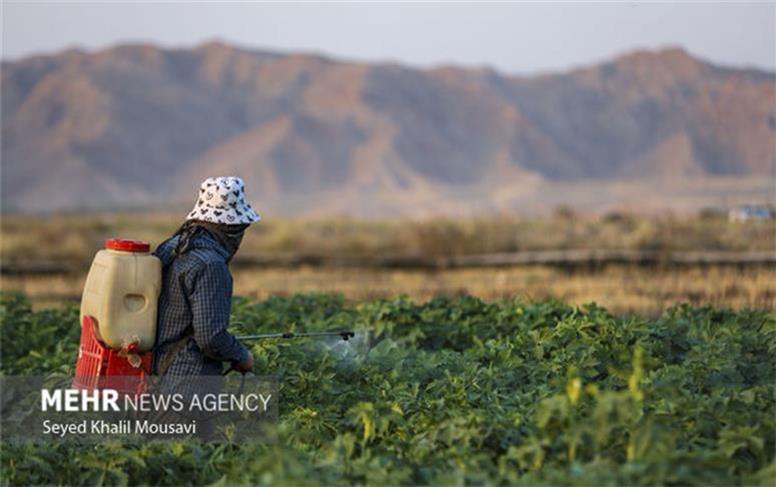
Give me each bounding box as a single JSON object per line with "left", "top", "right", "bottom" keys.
{"left": 1, "top": 292, "right": 774, "bottom": 485}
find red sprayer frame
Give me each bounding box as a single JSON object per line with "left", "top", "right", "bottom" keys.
{"left": 72, "top": 315, "right": 151, "bottom": 395}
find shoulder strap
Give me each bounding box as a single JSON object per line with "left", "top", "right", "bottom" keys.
{"left": 154, "top": 237, "right": 194, "bottom": 377}
{"left": 155, "top": 330, "right": 193, "bottom": 377}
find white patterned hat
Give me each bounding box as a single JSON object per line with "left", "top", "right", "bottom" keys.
{"left": 186, "top": 176, "right": 261, "bottom": 225}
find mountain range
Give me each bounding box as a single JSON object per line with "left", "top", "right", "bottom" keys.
{"left": 2, "top": 42, "right": 774, "bottom": 215}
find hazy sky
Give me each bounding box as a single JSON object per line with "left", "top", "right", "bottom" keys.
{"left": 3, "top": 2, "right": 774, "bottom": 74}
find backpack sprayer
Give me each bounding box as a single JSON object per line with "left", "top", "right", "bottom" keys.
{"left": 72, "top": 238, "right": 354, "bottom": 394}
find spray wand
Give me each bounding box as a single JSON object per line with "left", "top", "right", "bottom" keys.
{"left": 235, "top": 331, "right": 355, "bottom": 341}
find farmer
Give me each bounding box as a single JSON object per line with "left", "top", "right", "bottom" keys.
{"left": 152, "top": 176, "right": 259, "bottom": 377}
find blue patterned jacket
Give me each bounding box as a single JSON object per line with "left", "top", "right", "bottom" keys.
{"left": 152, "top": 232, "right": 250, "bottom": 376}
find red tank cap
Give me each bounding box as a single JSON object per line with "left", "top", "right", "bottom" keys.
{"left": 106, "top": 238, "right": 151, "bottom": 253}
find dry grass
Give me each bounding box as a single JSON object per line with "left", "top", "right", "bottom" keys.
{"left": 4, "top": 264, "right": 773, "bottom": 316}
{"left": 2, "top": 213, "right": 774, "bottom": 271}
{"left": 3, "top": 213, "right": 773, "bottom": 314}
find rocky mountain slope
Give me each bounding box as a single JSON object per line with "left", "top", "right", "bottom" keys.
{"left": 2, "top": 42, "right": 773, "bottom": 215}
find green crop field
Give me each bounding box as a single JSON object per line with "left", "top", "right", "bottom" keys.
{"left": 1, "top": 292, "right": 774, "bottom": 485}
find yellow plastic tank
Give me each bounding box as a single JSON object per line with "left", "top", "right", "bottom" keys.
{"left": 80, "top": 239, "right": 162, "bottom": 352}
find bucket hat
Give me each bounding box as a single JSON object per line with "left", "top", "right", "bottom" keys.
{"left": 186, "top": 176, "right": 260, "bottom": 225}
